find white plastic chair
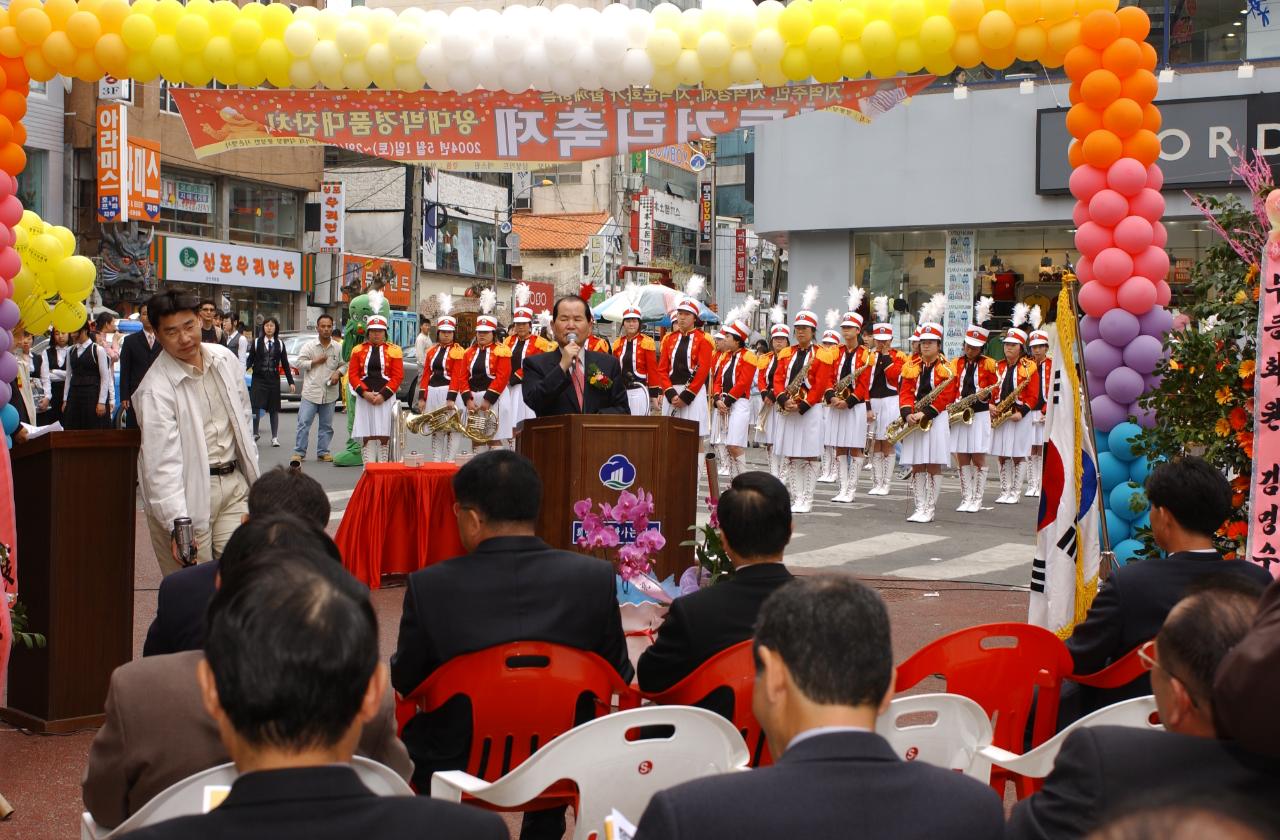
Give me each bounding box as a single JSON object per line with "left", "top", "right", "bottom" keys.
{"left": 978, "top": 695, "right": 1161, "bottom": 779}
{"left": 875, "top": 693, "right": 995, "bottom": 782}
{"left": 81, "top": 756, "right": 412, "bottom": 840}
{"left": 430, "top": 705, "right": 751, "bottom": 840}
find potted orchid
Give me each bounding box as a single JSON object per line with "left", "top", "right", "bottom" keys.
{"left": 680, "top": 494, "right": 735, "bottom": 592}
{"left": 573, "top": 488, "right": 670, "bottom": 603}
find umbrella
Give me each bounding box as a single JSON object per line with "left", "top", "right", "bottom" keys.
{"left": 594, "top": 285, "right": 720, "bottom": 324}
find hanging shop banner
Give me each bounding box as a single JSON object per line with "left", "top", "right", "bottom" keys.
{"left": 170, "top": 78, "right": 933, "bottom": 170}
{"left": 635, "top": 194, "right": 655, "bottom": 264}
{"left": 96, "top": 103, "right": 127, "bottom": 223}
{"left": 699, "top": 181, "right": 713, "bottom": 244}
{"left": 734, "top": 228, "right": 748, "bottom": 294}
{"left": 154, "top": 234, "right": 303, "bottom": 292}
{"left": 161, "top": 175, "right": 213, "bottom": 214}
{"left": 1247, "top": 248, "right": 1280, "bottom": 576}
{"left": 942, "top": 229, "right": 977, "bottom": 360}
{"left": 652, "top": 190, "right": 698, "bottom": 231}
{"left": 648, "top": 144, "right": 706, "bottom": 174}
{"left": 319, "top": 181, "right": 344, "bottom": 254}
{"left": 340, "top": 254, "right": 414, "bottom": 309}
{"left": 127, "top": 137, "right": 161, "bottom": 222}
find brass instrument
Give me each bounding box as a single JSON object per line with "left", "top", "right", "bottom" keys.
{"left": 885, "top": 373, "right": 952, "bottom": 444}
{"left": 990, "top": 374, "right": 1033, "bottom": 430}
{"left": 832, "top": 360, "right": 874, "bottom": 401}
{"left": 776, "top": 354, "right": 814, "bottom": 414}
{"left": 459, "top": 406, "right": 499, "bottom": 443}
{"left": 948, "top": 383, "right": 999, "bottom": 425}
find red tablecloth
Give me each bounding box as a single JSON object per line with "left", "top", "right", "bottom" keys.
{"left": 335, "top": 462, "right": 465, "bottom": 588}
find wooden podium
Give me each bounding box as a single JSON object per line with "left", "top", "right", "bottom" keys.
{"left": 516, "top": 416, "right": 699, "bottom": 581}
{"left": 2, "top": 430, "right": 140, "bottom": 733}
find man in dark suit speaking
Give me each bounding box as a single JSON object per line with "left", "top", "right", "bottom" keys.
{"left": 521, "top": 295, "right": 629, "bottom": 416}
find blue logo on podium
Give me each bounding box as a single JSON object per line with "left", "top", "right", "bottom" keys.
{"left": 599, "top": 454, "right": 636, "bottom": 491}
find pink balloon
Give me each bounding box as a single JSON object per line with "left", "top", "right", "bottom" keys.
{"left": 0, "top": 247, "right": 18, "bottom": 281}
{"left": 1075, "top": 221, "right": 1114, "bottom": 258}
{"left": 0, "top": 196, "right": 20, "bottom": 229}
{"left": 1145, "top": 163, "right": 1164, "bottom": 191}
{"left": 1113, "top": 216, "right": 1154, "bottom": 254}
{"left": 1107, "top": 158, "right": 1148, "bottom": 197}
{"left": 1151, "top": 221, "right": 1167, "bottom": 248}
{"left": 1117, "top": 275, "right": 1157, "bottom": 314}
{"left": 0, "top": 174, "right": 13, "bottom": 200}
{"left": 1089, "top": 189, "right": 1130, "bottom": 227}
{"left": 1094, "top": 247, "right": 1135, "bottom": 287}
{"left": 1079, "top": 279, "right": 1118, "bottom": 318}
{"left": 1070, "top": 165, "right": 1108, "bottom": 202}
{"left": 0, "top": 225, "right": 12, "bottom": 249}
{"left": 1133, "top": 245, "right": 1170, "bottom": 282}
{"left": 1075, "top": 254, "right": 1095, "bottom": 283}
{"left": 1073, "top": 200, "right": 1090, "bottom": 228}
{"left": 1155, "top": 278, "right": 1171, "bottom": 306}
{"left": 1128, "top": 188, "right": 1165, "bottom": 223}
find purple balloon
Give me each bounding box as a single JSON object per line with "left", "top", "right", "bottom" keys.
{"left": 1098, "top": 309, "right": 1140, "bottom": 348}
{"left": 1087, "top": 371, "right": 1107, "bottom": 399}
{"left": 0, "top": 352, "right": 16, "bottom": 384}
{"left": 1105, "top": 366, "right": 1145, "bottom": 404}
{"left": 1123, "top": 334, "right": 1164, "bottom": 375}
{"left": 1137, "top": 305, "right": 1173, "bottom": 338}
{"left": 1085, "top": 338, "right": 1124, "bottom": 378}
{"left": 0, "top": 329, "right": 12, "bottom": 354}
{"left": 1143, "top": 372, "right": 1162, "bottom": 390}
{"left": 1080, "top": 316, "right": 1101, "bottom": 343}
{"left": 0, "top": 299, "right": 18, "bottom": 331}
{"left": 1131, "top": 403, "right": 1157, "bottom": 429}
{"left": 0, "top": 379, "right": 12, "bottom": 410}
{"left": 1092, "top": 394, "right": 1128, "bottom": 432}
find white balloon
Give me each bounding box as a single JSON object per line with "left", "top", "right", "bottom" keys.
{"left": 341, "top": 60, "right": 372, "bottom": 90}
{"left": 621, "top": 48, "right": 654, "bottom": 86}
{"left": 549, "top": 66, "right": 578, "bottom": 97}
{"left": 500, "top": 62, "right": 530, "bottom": 94}
{"left": 476, "top": 8, "right": 502, "bottom": 39}
{"left": 442, "top": 24, "right": 476, "bottom": 62}
{"left": 550, "top": 3, "right": 580, "bottom": 26}
{"left": 599, "top": 62, "right": 628, "bottom": 91}
{"left": 576, "top": 6, "right": 601, "bottom": 39}
{"left": 399, "top": 8, "right": 427, "bottom": 28}
{"left": 423, "top": 70, "right": 448, "bottom": 91}
{"left": 347, "top": 6, "right": 370, "bottom": 23}
{"left": 601, "top": 3, "right": 631, "bottom": 26}
{"left": 416, "top": 42, "right": 447, "bottom": 77}
{"left": 471, "top": 41, "right": 502, "bottom": 90}
{"left": 625, "top": 8, "right": 654, "bottom": 49}
{"left": 368, "top": 8, "right": 396, "bottom": 40}
{"left": 571, "top": 45, "right": 596, "bottom": 80}
{"left": 494, "top": 21, "right": 524, "bottom": 58}
{"left": 524, "top": 42, "right": 551, "bottom": 90}
{"left": 289, "top": 59, "right": 319, "bottom": 88}
{"left": 293, "top": 6, "right": 319, "bottom": 23}
{"left": 450, "top": 6, "right": 478, "bottom": 27}
{"left": 309, "top": 40, "right": 342, "bottom": 77}
{"left": 545, "top": 26, "right": 578, "bottom": 60}
{"left": 526, "top": 5, "right": 552, "bottom": 38}
{"left": 728, "top": 48, "right": 757, "bottom": 83}
{"left": 593, "top": 29, "right": 628, "bottom": 63}
{"left": 652, "top": 3, "right": 683, "bottom": 29}
{"left": 422, "top": 9, "right": 448, "bottom": 40}
{"left": 447, "top": 64, "right": 478, "bottom": 93}
{"left": 283, "top": 21, "right": 317, "bottom": 57}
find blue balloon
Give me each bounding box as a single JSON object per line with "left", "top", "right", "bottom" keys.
{"left": 1109, "top": 481, "right": 1149, "bottom": 522}
{"left": 1098, "top": 452, "right": 1129, "bottom": 493}
{"left": 1131, "top": 510, "right": 1151, "bottom": 533}
{"left": 1107, "top": 421, "right": 1144, "bottom": 462}
{"left": 0, "top": 403, "right": 17, "bottom": 436}
{"left": 1094, "top": 430, "right": 1111, "bottom": 455}
{"left": 1127, "top": 455, "right": 1150, "bottom": 485}
{"left": 1104, "top": 508, "right": 1131, "bottom": 544}
{"left": 1113, "top": 538, "right": 1146, "bottom": 566}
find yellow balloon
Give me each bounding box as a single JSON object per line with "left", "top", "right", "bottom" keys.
{"left": 839, "top": 41, "right": 867, "bottom": 77}
{"left": 94, "top": 32, "right": 130, "bottom": 77}
{"left": 308, "top": 40, "right": 340, "bottom": 77}
{"left": 262, "top": 3, "right": 293, "bottom": 38}
{"left": 897, "top": 37, "right": 925, "bottom": 71}
{"left": 728, "top": 48, "right": 758, "bottom": 83}
{"left": 229, "top": 17, "right": 263, "bottom": 54}
{"left": 751, "top": 28, "right": 786, "bottom": 65}
{"left": 41, "top": 32, "right": 77, "bottom": 73}
{"left": 919, "top": 15, "right": 956, "bottom": 53}
{"left": 55, "top": 256, "right": 96, "bottom": 300}
{"left": 864, "top": 0, "right": 892, "bottom": 20}
{"left": 23, "top": 299, "right": 52, "bottom": 335}
{"left": 1046, "top": 18, "right": 1079, "bottom": 55}
{"left": 175, "top": 13, "right": 211, "bottom": 53}
{"left": 34, "top": 269, "right": 58, "bottom": 301}
{"left": 1006, "top": 0, "right": 1042, "bottom": 25}
{"left": 976, "top": 9, "right": 1015, "bottom": 49}
{"left": 121, "top": 12, "right": 158, "bottom": 51}
{"left": 51, "top": 299, "right": 87, "bottom": 335}
{"left": 949, "top": 0, "right": 985, "bottom": 31}
{"left": 646, "top": 29, "right": 682, "bottom": 66}
{"left": 14, "top": 8, "right": 51, "bottom": 46}
{"left": 890, "top": 0, "right": 925, "bottom": 36}
{"left": 700, "top": 8, "right": 727, "bottom": 35}
{"left": 811, "top": 58, "right": 840, "bottom": 82}
{"left": 11, "top": 267, "right": 32, "bottom": 302}
{"left": 1041, "top": 0, "right": 1077, "bottom": 23}
{"left": 49, "top": 226, "right": 75, "bottom": 256}
{"left": 152, "top": 0, "right": 184, "bottom": 34}
{"left": 209, "top": 0, "right": 238, "bottom": 36}
{"left": 984, "top": 0, "right": 1007, "bottom": 9}
{"left": 726, "top": 11, "right": 756, "bottom": 48}
{"left": 836, "top": 5, "right": 865, "bottom": 39}
{"left": 650, "top": 66, "right": 679, "bottom": 92}
{"left": 860, "top": 19, "right": 897, "bottom": 60}
{"left": 204, "top": 34, "right": 235, "bottom": 78}
{"left": 703, "top": 66, "right": 731, "bottom": 89}
{"left": 924, "top": 52, "right": 957, "bottom": 74}
{"left": 756, "top": 0, "right": 786, "bottom": 29}
{"left": 867, "top": 55, "right": 899, "bottom": 77}
{"left": 811, "top": 0, "right": 841, "bottom": 25}
{"left": 43, "top": 0, "right": 76, "bottom": 29}
{"left": 235, "top": 55, "right": 266, "bottom": 87}
{"left": 259, "top": 38, "right": 290, "bottom": 79}
{"left": 805, "top": 24, "right": 841, "bottom": 66}
{"left": 697, "top": 30, "right": 732, "bottom": 68}
{"left": 981, "top": 41, "right": 1017, "bottom": 68}
{"left": 126, "top": 52, "right": 159, "bottom": 81}
{"left": 27, "top": 233, "right": 65, "bottom": 270}
{"left": 952, "top": 31, "right": 983, "bottom": 66}
{"left": 19, "top": 211, "right": 42, "bottom": 237}
{"left": 674, "top": 48, "right": 702, "bottom": 85}
{"left": 11, "top": 225, "right": 27, "bottom": 254}
{"left": 98, "top": 0, "right": 132, "bottom": 34}
{"left": 777, "top": 0, "right": 814, "bottom": 46}
{"left": 1077, "top": 0, "right": 1118, "bottom": 12}
{"left": 678, "top": 10, "right": 701, "bottom": 48}
{"left": 759, "top": 62, "right": 788, "bottom": 87}
{"left": 182, "top": 53, "right": 212, "bottom": 85}
{"left": 1013, "top": 23, "right": 1046, "bottom": 60}
{"left": 65, "top": 11, "right": 103, "bottom": 50}
{"left": 780, "top": 44, "right": 810, "bottom": 79}
{"left": 0, "top": 28, "right": 25, "bottom": 60}
{"left": 186, "top": 0, "right": 214, "bottom": 20}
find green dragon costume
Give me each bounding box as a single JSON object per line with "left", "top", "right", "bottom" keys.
{"left": 332, "top": 290, "right": 392, "bottom": 467}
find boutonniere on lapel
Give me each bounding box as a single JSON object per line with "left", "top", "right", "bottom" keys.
{"left": 587, "top": 364, "right": 612, "bottom": 391}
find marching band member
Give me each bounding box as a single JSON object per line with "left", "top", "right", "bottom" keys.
{"left": 612, "top": 305, "right": 660, "bottom": 416}
{"left": 348, "top": 315, "right": 404, "bottom": 465}
{"left": 866, "top": 297, "right": 907, "bottom": 496}
{"left": 772, "top": 286, "right": 835, "bottom": 514}
{"left": 898, "top": 296, "right": 956, "bottom": 523}
{"left": 577, "top": 281, "right": 612, "bottom": 353}
{"left": 816, "top": 314, "right": 842, "bottom": 484}
{"left": 709, "top": 297, "right": 759, "bottom": 477}
{"left": 654, "top": 278, "right": 714, "bottom": 440}
{"left": 950, "top": 296, "right": 999, "bottom": 513}
{"left": 420, "top": 296, "right": 465, "bottom": 462}
{"left": 758, "top": 310, "right": 790, "bottom": 478}
{"left": 989, "top": 304, "right": 1041, "bottom": 504}
{"left": 503, "top": 288, "right": 557, "bottom": 444}
{"left": 824, "top": 288, "right": 873, "bottom": 503}
{"left": 709, "top": 330, "right": 733, "bottom": 474}
{"left": 1026, "top": 307, "right": 1051, "bottom": 498}
{"left": 451, "top": 292, "right": 512, "bottom": 452}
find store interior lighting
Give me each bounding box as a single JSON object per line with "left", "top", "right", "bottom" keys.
{"left": 1159, "top": 66, "right": 1176, "bottom": 83}
{"left": 923, "top": 251, "right": 935, "bottom": 268}
{"left": 1240, "top": 62, "right": 1255, "bottom": 78}
{"left": 953, "top": 84, "right": 968, "bottom": 100}
{"left": 1019, "top": 79, "right": 1035, "bottom": 95}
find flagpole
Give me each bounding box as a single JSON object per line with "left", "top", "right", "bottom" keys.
{"left": 1064, "top": 272, "right": 1116, "bottom": 580}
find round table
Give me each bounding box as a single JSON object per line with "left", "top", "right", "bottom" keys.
{"left": 335, "top": 462, "right": 465, "bottom": 588}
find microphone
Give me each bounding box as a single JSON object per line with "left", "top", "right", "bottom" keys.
{"left": 566, "top": 332, "right": 578, "bottom": 345}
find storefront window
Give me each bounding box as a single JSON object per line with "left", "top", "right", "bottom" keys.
{"left": 1171, "top": 0, "right": 1246, "bottom": 63}
{"left": 157, "top": 171, "right": 217, "bottom": 239}
{"left": 17, "top": 148, "right": 45, "bottom": 218}
{"left": 229, "top": 181, "right": 299, "bottom": 249}
{"left": 653, "top": 222, "right": 697, "bottom": 265}
{"left": 438, "top": 218, "right": 508, "bottom": 279}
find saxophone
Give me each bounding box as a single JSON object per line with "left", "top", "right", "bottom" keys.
{"left": 948, "top": 383, "right": 999, "bottom": 425}
{"left": 832, "top": 360, "right": 874, "bottom": 401}
{"left": 990, "top": 372, "right": 1033, "bottom": 430}
{"left": 776, "top": 353, "right": 814, "bottom": 414}
{"left": 885, "top": 370, "right": 952, "bottom": 444}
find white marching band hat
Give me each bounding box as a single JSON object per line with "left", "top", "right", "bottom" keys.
{"left": 366, "top": 315, "right": 388, "bottom": 331}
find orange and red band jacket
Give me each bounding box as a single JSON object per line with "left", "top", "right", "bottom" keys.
{"left": 450, "top": 342, "right": 512, "bottom": 406}
{"left": 421, "top": 342, "right": 465, "bottom": 403}
{"left": 1032, "top": 356, "right": 1053, "bottom": 416}
{"left": 504, "top": 332, "right": 557, "bottom": 387}
{"left": 710, "top": 348, "right": 758, "bottom": 406}
{"left": 991, "top": 356, "right": 1041, "bottom": 418}
{"left": 898, "top": 356, "right": 958, "bottom": 420}
{"left": 824, "top": 344, "right": 875, "bottom": 407}
{"left": 953, "top": 354, "right": 1000, "bottom": 415}
{"left": 612, "top": 333, "right": 661, "bottom": 398}
{"left": 868, "top": 348, "right": 908, "bottom": 399}
{"left": 770, "top": 344, "right": 836, "bottom": 414}
{"left": 757, "top": 348, "right": 783, "bottom": 401}
{"left": 585, "top": 334, "right": 610, "bottom": 354}
{"left": 349, "top": 342, "right": 404, "bottom": 401}
{"left": 655, "top": 328, "right": 715, "bottom": 405}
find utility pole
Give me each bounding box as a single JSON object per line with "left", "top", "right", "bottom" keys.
{"left": 492, "top": 206, "right": 500, "bottom": 292}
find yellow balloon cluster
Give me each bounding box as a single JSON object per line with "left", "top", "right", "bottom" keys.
{"left": 15, "top": 210, "right": 95, "bottom": 334}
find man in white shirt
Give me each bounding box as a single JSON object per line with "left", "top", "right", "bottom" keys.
{"left": 292, "top": 314, "right": 346, "bottom": 465}
{"left": 413, "top": 316, "right": 431, "bottom": 365}
{"left": 134, "top": 291, "right": 260, "bottom": 576}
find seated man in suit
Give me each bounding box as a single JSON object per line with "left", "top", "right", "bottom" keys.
{"left": 1064, "top": 456, "right": 1272, "bottom": 714}
{"left": 143, "top": 466, "right": 332, "bottom": 656}
{"left": 83, "top": 515, "right": 406, "bottom": 829}
{"left": 1009, "top": 579, "right": 1280, "bottom": 840}
{"left": 121, "top": 550, "right": 504, "bottom": 840}
{"left": 391, "top": 449, "right": 631, "bottom": 839}
{"left": 638, "top": 471, "right": 794, "bottom": 715}
{"left": 633, "top": 575, "right": 1004, "bottom": 840}
{"left": 1215, "top": 576, "right": 1280, "bottom": 758}
{"left": 520, "top": 295, "right": 629, "bottom": 416}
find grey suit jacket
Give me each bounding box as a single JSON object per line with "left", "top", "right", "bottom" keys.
{"left": 82, "top": 650, "right": 413, "bottom": 829}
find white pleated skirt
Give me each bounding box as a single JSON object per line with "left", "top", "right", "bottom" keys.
{"left": 352, "top": 394, "right": 396, "bottom": 438}
{"left": 467, "top": 390, "right": 513, "bottom": 441}
{"left": 870, "top": 396, "right": 899, "bottom": 441}
{"left": 710, "top": 397, "right": 750, "bottom": 448}
{"left": 425, "top": 384, "right": 462, "bottom": 414}
{"left": 900, "top": 411, "right": 952, "bottom": 467}
{"left": 670, "top": 389, "right": 709, "bottom": 437}
{"left": 627, "top": 387, "right": 650, "bottom": 417}
{"left": 506, "top": 383, "right": 536, "bottom": 431}
{"left": 776, "top": 405, "right": 823, "bottom": 458}
{"left": 760, "top": 401, "right": 780, "bottom": 445}
{"left": 950, "top": 409, "right": 992, "bottom": 454}
{"left": 1031, "top": 414, "right": 1047, "bottom": 445}
{"left": 825, "top": 402, "right": 868, "bottom": 448}
{"left": 990, "top": 413, "right": 1035, "bottom": 458}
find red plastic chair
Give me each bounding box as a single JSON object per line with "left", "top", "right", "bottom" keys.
{"left": 895, "top": 623, "right": 1074, "bottom": 799}
{"left": 1069, "top": 643, "right": 1149, "bottom": 689}
{"left": 395, "top": 641, "right": 639, "bottom": 812}
{"left": 642, "top": 639, "right": 772, "bottom": 767}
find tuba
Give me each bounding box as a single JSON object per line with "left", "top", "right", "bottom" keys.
{"left": 885, "top": 372, "right": 952, "bottom": 444}
{"left": 458, "top": 406, "right": 499, "bottom": 443}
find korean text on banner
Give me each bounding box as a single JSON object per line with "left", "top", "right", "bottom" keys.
{"left": 341, "top": 254, "right": 413, "bottom": 309}
{"left": 96, "top": 103, "right": 127, "bottom": 223}
{"left": 1246, "top": 250, "right": 1280, "bottom": 576}
{"left": 128, "top": 138, "right": 161, "bottom": 222}
{"left": 943, "top": 230, "right": 977, "bottom": 360}
{"left": 699, "top": 181, "right": 713, "bottom": 245}
{"left": 734, "top": 229, "right": 747, "bottom": 294}
{"left": 169, "top": 79, "right": 935, "bottom": 170}
{"left": 320, "top": 181, "right": 344, "bottom": 254}
{"left": 636, "top": 194, "right": 654, "bottom": 264}
{"left": 158, "top": 234, "right": 303, "bottom": 292}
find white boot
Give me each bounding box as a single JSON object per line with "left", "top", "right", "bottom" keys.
{"left": 730, "top": 453, "right": 745, "bottom": 478}
{"left": 956, "top": 464, "right": 972, "bottom": 512}
{"left": 818, "top": 447, "right": 836, "bottom": 483}
{"left": 1011, "top": 460, "right": 1026, "bottom": 502}
{"left": 716, "top": 443, "right": 729, "bottom": 475}
{"left": 1025, "top": 452, "right": 1041, "bottom": 497}
{"left": 360, "top": 440, "right": 376, "bottom": 466}
{"left": 430, "top": 434, "right": 442, "bottom": 463}
{"left": 972, "top": 465, "right": 989, "bottom": 511}
{"left": 868, "top": 452, "right": 886, "bottom": 495}
{"left": 807, "top": 459, "right": 819, "bottom": 509}
{"left": 921, "top": 473, "right": 938, "bottom": 523}
{"left": 833, "top": 457, "right": 852, "bottom": 503}
{"left": 789, "top": 459, "right": 809, "bottom": 513}
{"left": 996, "top": 460, "right": 1011, "bottom": 503}
{"left": 846, "top": 455, "right": 864, "bottom": 501}
{"left": 906, "top": 472, "right": 928, "bottom": 522}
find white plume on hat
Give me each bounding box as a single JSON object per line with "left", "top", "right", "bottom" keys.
{"left": 536, "top": 309, "right": 552, "bottom": 331}
{"left": 514, "top": 282, "right": 531, "bottom": 308}
{"left": 436, "top": 293, "right": 453, "bottom": 316}
{"left": 1030, "top": 304, "right": 1043, "bottom": 330}
{"left": 684, "top": 274, "right": 706, "bottom": 300}
{"left": 724, "top": 295, "right": 760, "bottom": 327}
{"left": 825, "top": 308, "right": 840, "bottom": 330}
{"left": 1011, "top": 301, "right": 1030, "bottom": 330}
{"left": 872, "top": 295, "right": 889, "bottom": 324}
{"left": 622, "top": 281, "right": 642, "bottom": 306}
{"left": 366, "top": 289, "right": 386, "bottom": 318}
{"left": 800, "top": 285, "right": 819, "bottom": 312}
{"left": 974, "top": 295, "right": 994, "bottom": 326}
{"left": 919, "top": 292, "right": 946, "bottom": 326}
{"left": 769, "top": 304, "right": 786, "bottom": 325}
{"left": 479, "top": 288, "right": 497, "bottom": 316}
{"left": 846, "top": 285, "right": 865, "bottom": 314}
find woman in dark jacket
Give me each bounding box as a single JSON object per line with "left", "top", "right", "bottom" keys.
{"left": 247, "top": 317, "right": 293, "bottom": 446}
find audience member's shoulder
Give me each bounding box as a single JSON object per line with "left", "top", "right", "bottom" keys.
{"left": 158, "top": 560, "right": 218, "bottom": 594}
{"left": 1223, "top": 558, "right": 1276, "bottom": 585}
{"left": 115, "top": 649, "right": 203, "bottom": 685}
{"left": 386, "top": 795, "right": 508, "bottom": 835}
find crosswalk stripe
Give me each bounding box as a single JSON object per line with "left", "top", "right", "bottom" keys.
{"left": 785, "top": 531, "right": 949, "bottom": 569}
{"left": 885, "top": 542, "right": 1034, "bottom": 580}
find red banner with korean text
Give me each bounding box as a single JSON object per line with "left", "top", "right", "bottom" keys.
{"left": 128, "top": 137, "right": 161, "bottom": 222}
{"left": 170, "top": 78, "right": 933, "bottom": 171}
{"left": 341, "top": 254, "right": 414, "bottom": 309}
{"left": 1248, "top": 248, "right": 1280, "bottom": 577}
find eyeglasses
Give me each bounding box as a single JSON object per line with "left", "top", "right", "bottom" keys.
{"left": 1137, "top": 640, "right": 1199, "bottom": 708}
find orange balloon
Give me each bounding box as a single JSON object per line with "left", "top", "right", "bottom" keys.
{"left": 1102, "top": 37, "right": 1141, "bottom": 76}
{"left": 1068, "top": 138, "right": 1084, "bottom": 169}
{"left": 1066, "top": 103, "right": 1104, "bottom": 140}
{"left": 0, "top": 116, "right": 13, "bottom": 147}
{"left": 1102, "top": 98, "right": 1143, "bottom": 137}
{"left": 1080, "top": 10, "right": 1121, "bottom": 50}
{"left": 1116, "top": 5, "right": 1151, "bottom": 42}
{"left": 1082, "top": 128, "right": 1123, "bottom": 168}
{"left": 0, "top": 89, "right": 24, "bottom": 122}
{"left": 1141, "top": 102, "right": 1162, "bottom": 133}
{"left": 1063, "top": 45, "right": 1101, "bottom": 80}
{"left": 0, "top": 142, "right": 26, "bottom": 176}
{"left": 1041, "top": 44, "right": 1067, "bottom": 70}
{"left": 11, "top": 120, "right": 25, "bottom": 146}
{"left": 2, "top": 56, "right": 30, "bottom": 89}
{"left": 1123, "top": 129, "right": 1160, "bottom": 166}
{"left": 0, "top": 28, "right": 22, "bottom": 59}
{"left": 40, "top": 31, "right": 77, "bottom": 72}
{"left": 1068, "top": 82, "right": 1081, "bottom": 105}
{"left": 0, "top": 67, "right": 9, "bottom": 92}
{"left": 984, "top": 43, "right": 1018, "bottom": 69}
{"left": 72, "top": 53, "right": 102, "bottom": 82}
{"left": 1138, "top": 40, "right": 1157, "bottom": 71}
{"left": 1120, "top": 68, "right": 1158, "bottom": 104}
{"left": 1080, "top": 68, "right": 1121, "bottom": 109}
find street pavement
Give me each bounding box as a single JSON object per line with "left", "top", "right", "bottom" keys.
{"left": 266, "top": 408, "right": 1040, "bottom": 590}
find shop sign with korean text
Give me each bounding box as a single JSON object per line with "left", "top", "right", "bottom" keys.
{"left": 96, "top": 103, "right": 127, "bottom": 223}
{"left": 943, "top": 230, "right": 977, "bottom": 360}
{"left": 340, "top": 253, "right": 413, "bottom": 309}
{"left": 170, "top": 79, "right": 933, "bottom": 170}
{"left": 161, "top": 176, "right": 213, "bottom": 214}
{"left": 156, "top": 234, "right": 302, "bottom": 292}
{"left": 319, "top": 181, "right": 344, "bottom": 254}
{"left": 734, "top": 228, "right": 748, "bottom": 294}
{"left": 127, "top": 137, "right": 161, "bottom": 222}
